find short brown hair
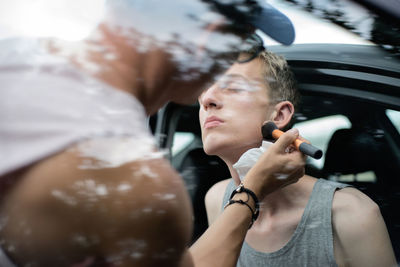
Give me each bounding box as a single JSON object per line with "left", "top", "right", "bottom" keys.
{"left": 258, "top": 50, "right": 300, "bottom": 110}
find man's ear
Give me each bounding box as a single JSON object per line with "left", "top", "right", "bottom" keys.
{"left": 271, "top": 101, "right": 294, "bottom": 130}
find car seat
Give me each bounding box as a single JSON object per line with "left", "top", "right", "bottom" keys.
{"left": 323, "top": 128, "right": 381, "bottom": 184}
{"left": 177, "top": 147, "right": 231, "bottom": 243}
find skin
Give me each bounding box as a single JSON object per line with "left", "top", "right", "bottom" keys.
{"left": 0, "top": 1, "right": 307, "bottom": 267}
{"left": 200, "top": 58, "right": 397, "bottom": 266}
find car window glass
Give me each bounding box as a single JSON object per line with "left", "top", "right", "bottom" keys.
{"left": 386, "top": 109, "right": 400, "bottom": 134}
{"left": 293, "top": 115, "right": 351, "bottom": 169}
{"left": 172, "top": 132, "right": 196, "bottom": 156}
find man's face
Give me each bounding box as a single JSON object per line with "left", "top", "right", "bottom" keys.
{"left": 198, "top": 58, "right": 274, "bottom": 161}
{"left": 105, "top": 0, "right": 254, "bottom": 103}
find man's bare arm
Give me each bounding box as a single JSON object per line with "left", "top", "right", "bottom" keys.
{"left": 332, "top": 187, "right": 396, "bottom": 267}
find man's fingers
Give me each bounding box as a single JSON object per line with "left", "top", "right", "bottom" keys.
{"left": 297, "top": 135, "right": 311, "bottom": 144}
{"left": 273, "top": 128, "right": 299, "bottom": 153}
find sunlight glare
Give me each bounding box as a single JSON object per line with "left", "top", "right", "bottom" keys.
{"left": 0, "top": 0, "right": 105, "bottom": 41}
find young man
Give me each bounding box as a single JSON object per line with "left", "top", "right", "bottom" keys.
{"left": 200, "top": 49, "right": 396, "bottom": 266}
{"left": 0, "top": 1, "right": 306, "bottom": 266}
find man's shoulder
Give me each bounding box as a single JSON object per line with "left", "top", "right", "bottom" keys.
{"left": 204, "top": 178, "right": 232, "bottom": 226}
{"left": 205, "top": 179, "right": 232, "bottom": 204}
{"left": 332, "top": 186, "right": 381, "bottom": 235}
{"left": 331, "top": 186, "right": 396, "bottom": 266}
{"left": 333, "top": 186, "right": 378, "bottom": 214}
{"left": 205, "top": 178, "right": 232, "bottom": 216}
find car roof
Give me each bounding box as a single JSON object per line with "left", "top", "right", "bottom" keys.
{"left": 269, "top": 44, "right": 400, "bottom": 111}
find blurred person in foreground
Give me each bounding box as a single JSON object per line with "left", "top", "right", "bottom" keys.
{"left": 199, "top": 48, "right": 396, "bottom": 267}
{"left": 0, "top": 0, "right": 309, "bottom": 266}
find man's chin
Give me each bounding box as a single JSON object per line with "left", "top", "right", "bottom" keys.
{"left": 202, "top": 140, "right": 226, "bottom": 157}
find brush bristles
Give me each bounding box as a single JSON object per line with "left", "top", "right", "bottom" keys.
{"left": 262, "top": 121, "right": 278, "bottom": 140}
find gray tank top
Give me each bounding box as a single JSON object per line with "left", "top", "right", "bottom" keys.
{"left": 222, "top": 178, "right": 349, "bottom": 267}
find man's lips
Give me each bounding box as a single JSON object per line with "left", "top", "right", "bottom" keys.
{"left": 204, "top": 116, "right": 224, "bottom": 129}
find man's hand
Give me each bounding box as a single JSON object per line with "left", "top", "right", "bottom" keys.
{"left": 243, "top": 128, "right": 307, "bottom": 200}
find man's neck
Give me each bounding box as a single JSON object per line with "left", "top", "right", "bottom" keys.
{"left": 257, "top": 176, "right": 316, "bottom": 218}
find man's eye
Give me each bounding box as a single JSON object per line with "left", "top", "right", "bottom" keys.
{"left": 226, "top": 87, "right": 245, "bottom": 92}
{"left": 218, "top": 83, "right": 243, "bottom": 92}
{"left": 225, "top": 82, "right": 248, "bottom": 92}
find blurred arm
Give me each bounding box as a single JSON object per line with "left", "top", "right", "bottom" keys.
{"left": 0, "top": 143, "right": 193, "bottom": 267}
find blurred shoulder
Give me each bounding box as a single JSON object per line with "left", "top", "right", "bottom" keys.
{"left": 1, "top": 140, "right": 193, "bottom": 266}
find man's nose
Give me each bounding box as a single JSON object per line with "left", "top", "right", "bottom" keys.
{"left": 200, "top": 85, "right": 222, "bottom": 110}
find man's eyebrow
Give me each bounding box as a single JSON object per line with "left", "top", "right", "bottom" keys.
{"left": 224, "top": 73, "right": 264, "bottom": 84}
{"left": 224, "top": 73, "right": 248, "bottom": 81}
